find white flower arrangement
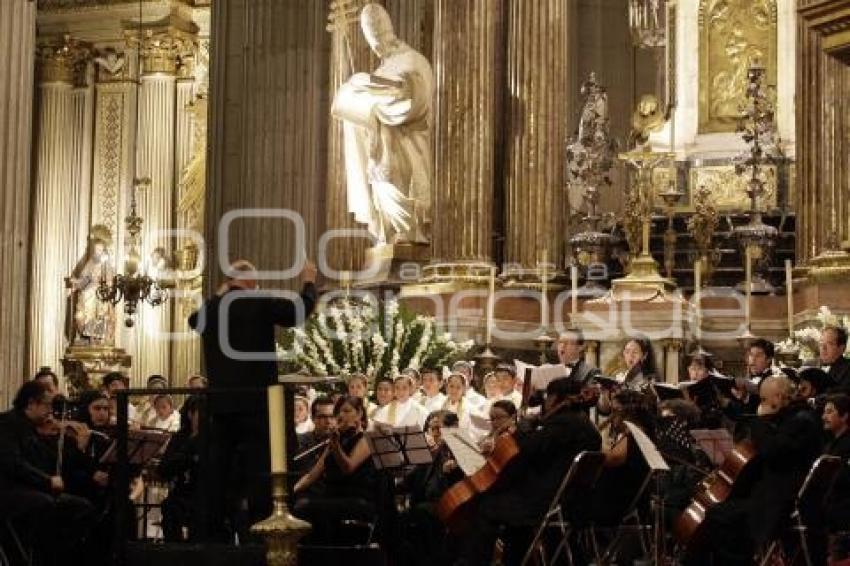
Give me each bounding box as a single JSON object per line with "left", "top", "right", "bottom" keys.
{"left": 278, "top": 297, "right": 473, "bottom": 386}
{"left": 778, "top": 305, "right": 850, "bottom": 362}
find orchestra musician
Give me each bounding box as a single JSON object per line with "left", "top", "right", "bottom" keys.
{"left": 684, "top": 376, "right": 823, "bottom": 566}
{"left": 457, "top": 376, "right": 601, "bottom": 566}
{"left": 598, "top": 336, "right": 657, "bottom": 415}
{"left": 556, "top": 329, "right": 602, "bottom": 385}
{"left": 822, "top": 394, "right": 850, "bottom": 548}
{"left": 820, "top": 326, "right": 850, "bottom": 391}
{"left": 0, "top": 381, "right": 95, "bottom": 566}
{"left": 294, "top": 396, "right": 337, "bottom": 498}
{"left": 293, "top": 396, "right": 380, "bottom": 543}
{"left": 158, "top": 395, "right": 201, "bottom": 542}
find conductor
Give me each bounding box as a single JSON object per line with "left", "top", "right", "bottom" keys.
{"left": 189, "top": 258, "right": 318, "bottom": 541}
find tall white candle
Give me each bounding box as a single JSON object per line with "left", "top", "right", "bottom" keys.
{"left": 694, "top": 258, "right": 702, "bottom": 342}
{"left": 571, "top": 265, "right": 579, "bottom": 320}
{"left": 486, "top": 266, "right": 496, "bottom": 345}
{"left": 267, "top": 384, "right": 287, "bottom": 474}
{"left": 744, "top": 246, "right": 752, "bottom": 331}
{"left": 540, "top": 249, "right": 548, "bottom": 329}
{"left": 785, "top": 259, "right": 794, "bottom": 338}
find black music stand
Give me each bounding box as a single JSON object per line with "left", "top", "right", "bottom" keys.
{"left": 365, "top": 426, "right": 433, "bottom": 472}
{"left": 101, "top": 429, "right": 171, "bottom": 467}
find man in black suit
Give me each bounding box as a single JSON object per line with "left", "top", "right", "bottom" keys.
{"left": 458, "top": 376, "right": 602, "bottom": 565}
{"left": 823, "top": 394, "right": 850, "bottom": 536}
{"left": 293, "top": 396, "right": 336, "bottom": 497}
{"left": 556, "top": 328, "right": 601, "bottom": 385}
{"left": 189, "top": 258, "right": 317, "bottom": 540}
{"left": 0, "top": 381, "right": 95, "bottom": 566}
{"left": 820, "top": 326, "right": 850, "bottom": 392}
{"left": 686, "top": 376, "right": 823, "bottom": 565}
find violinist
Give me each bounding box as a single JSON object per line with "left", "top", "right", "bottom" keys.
{"left": 822, "top": 394, "right": 850, "bottom": 545}
{"left": 684, "top": 376, "right": 823, "bottom": 566}
{"left": 0, "top": 381, "right": 95, "bottom": 566}
{"left": 457, "top": 376, "right": 601, "bottom": 566}
{"left": 478, "top": 400, "right": 518, "bottom": 455}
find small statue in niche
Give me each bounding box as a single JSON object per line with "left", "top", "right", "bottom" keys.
{"left": 66, "top": 225, "right": 116, "bottom": 345}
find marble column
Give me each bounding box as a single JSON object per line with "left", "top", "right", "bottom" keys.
{"left": 68, "top": 76, "right": 95, "bottom": 274}
{"left": 0, "top": 0, "right": 35, "bottom": 404}
{"left": 325, "top": 0, "right": 376, "bottom": 275}
{"left": 207, "top": 0, "right": 329, "bottom": 293}
{"left": 503, "top": 0, "right": 571, "bottom": 281}
{"left": 131, "top": 30, "right": 182, "bottom": 383}
{"left": 28, "top": 38, "right": 88, "bottom": 377}
{"left": 425, "top": 0, "right": 503, "bottom": 280}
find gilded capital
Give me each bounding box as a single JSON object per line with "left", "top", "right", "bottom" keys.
{"left": 126, "top": 28, "right": 194, "bottom": 76}
{"left": 37, "top": 35, "right": 91, "bottom": 85}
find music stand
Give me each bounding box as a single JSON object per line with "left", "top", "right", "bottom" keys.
{"left": 365, "top": 426, "right": 433, "bottom": 472}
{"left": 100, "top": 429, "right": 171, "bottom": 467}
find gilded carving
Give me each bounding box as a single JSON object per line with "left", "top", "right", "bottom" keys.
{"left": 698, "top": 0, "right": 777, "bottom": 133}
{"left": 125, "top": 28, "right": 195, "bottom": 76}
{"left": 96, "top": 94, "right": 123, "bottom": 242}
{"left": 689, "top": 165, "right": 777, "bottom": 210}
{"left": 37, "top": 35, "right": 91, "bottom": 85}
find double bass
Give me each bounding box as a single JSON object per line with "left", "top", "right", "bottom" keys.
{"left": 673, "top": 439, "right": 758, "bottom": 549}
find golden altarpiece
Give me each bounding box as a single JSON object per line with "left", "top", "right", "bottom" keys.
{"left": 15, "top": 0, "right": 850, "bottom": 397}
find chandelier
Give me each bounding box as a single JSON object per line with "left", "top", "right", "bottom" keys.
{"left": 629, "top": 0, "right": 667, "bottom": 49}
{"left": 96, "top": 179, "right": 168, "bottom": 328}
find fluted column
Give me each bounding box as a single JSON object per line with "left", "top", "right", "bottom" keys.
{"left": 175, "top": 76, "right": 195, "bottom": 190}
{"left": 325, "top": 0, "right": 376, "bottom": 275}
{"left": 131, "top": 29, "right": 183, "bottom": 383}
{"left": 68, "top": 79, "right": 95, "bottom": 271}
{"left": 207, "top": 0, "right": 329, "bottom": 293}
{"left": 0, "top": 0, "right": 35, "bottom": 404}
{"left": 426, "top": 0, "right": 503, "bottom": 279}
{"left": 28, "top": 38, "right": 87, "bottom": 376}
{"left": 503, "top": 0, "right": 570, "bottom": 280}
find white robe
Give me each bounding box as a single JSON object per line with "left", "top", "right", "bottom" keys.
{"left": 372, "top": 397, "right": 428, "bottom": 430}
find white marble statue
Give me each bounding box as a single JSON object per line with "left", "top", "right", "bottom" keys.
{"left": 332, "top": 3, "right": 433, "bottom": 245}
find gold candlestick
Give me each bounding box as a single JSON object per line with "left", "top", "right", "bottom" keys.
{"left": 540, "top": 249, "right": 549, "bottom": 329}
{"left": 252, "top": 384, "right": 311, "bottom": 566}
{"left": 694, "top": 258, "right": 702, "bottom": 343}
{"left": 485, "top": 266, "right": 496, "bottom": 346}
{"left": 570, "top": 264, "right": 579, "bottom": 321}
{"left": 785, "top": 259, "right": 794, "bottom": 339}
{"left": 744, "top": 245, "right": 752, "bottom": 332}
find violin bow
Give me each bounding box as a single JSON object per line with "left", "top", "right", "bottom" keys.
{"left": 55, "top": 399, "right": 68, "bottom": 476}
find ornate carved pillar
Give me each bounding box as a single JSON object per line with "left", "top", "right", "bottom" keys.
{"left": 207, "top": 0, "right": 329, "bottom": 293}
{"left": 69, "top": 70, "right": 95, "bottom": 275}
{"left": 28, "top": 37, "right": 89, "bottom": 376}
{"left": 0, "top": 0, "right": 35, "bottom": 403}
{"left": 423, "top": 0, "right": 503, "bottom": 282}
{"left": 325, "top": 0, "right": 376, "bottom": 275}
{"left": 502, "top": 0, "right": 571, "bottom": 282}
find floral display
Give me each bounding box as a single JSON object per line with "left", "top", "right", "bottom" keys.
{"left": 277, "top": 297, "right": 473, "bottom": 383}
{"left": 776, "top": 306, "right": 850, "bottom": 361}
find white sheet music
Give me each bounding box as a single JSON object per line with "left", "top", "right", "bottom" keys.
{"left": 443, "top": 428, "right": 486, "bottom": 476}
{"left": 624, "top": 421, "right": 670, "bottom": 472}
{"left": 514, "top": 360, "right": 571, "bottom": 391}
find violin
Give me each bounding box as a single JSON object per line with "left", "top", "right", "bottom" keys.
{"left": 673, "top": 439, "right": 758, "bottom": 550}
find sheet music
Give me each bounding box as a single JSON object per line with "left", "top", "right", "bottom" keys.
{"left": 624, "top": 421, "right": 669, "bottom": 472}
{"left": 514, "top": 360, "right": 570, "bottom": 391}
{"left": 443, "top": 428, "right": 486, "bottom": 476}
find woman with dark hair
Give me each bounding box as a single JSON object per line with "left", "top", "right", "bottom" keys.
{"left": 293, "top": 395, "right": 379, "bottom": 543}
{"left": 599, "top": 336, "right": 658, "bottom": 414}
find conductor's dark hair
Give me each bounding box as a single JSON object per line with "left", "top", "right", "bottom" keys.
{"left": 13, "top": 381, "right": 50, "bottom": 412}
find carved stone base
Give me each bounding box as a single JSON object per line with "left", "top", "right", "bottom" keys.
{"left": 355, "top": 242, "right": 430, "bottom": 289}
{"left": 808, "top": 248, "right": 850, "bottom": 283}
{"left": 61, "top": 344, "right": 131, "bottom": 393}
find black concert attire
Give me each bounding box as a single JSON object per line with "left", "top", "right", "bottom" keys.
{"left": 0, "top": 409, "right": 95, "bottom": 566}
{"left": 158, "top": 427, "right": 200, "bottom": 542}
{"left": 655, "top": 416, "right": 713, "bottom": 521}
{"left": 293, "top": 428, "right": 381, "bottom": 544}
{"left": 723, "top": 368, "right": 773, "bottom": 430}
{"left": 566, "top": 359, "right": 602, "bottom": 386}
{"left": 294, "top": 430, "right": 328, "bottom": 498}
{"left": 398, "top": 442, "right": 465, "bottom": 565}
{"left": 459, "top": 405, "right": 602, "bottom": 565}
{"left": 825, "top": 429, "right": 850, "bottom": 533}
{"left": 685, "top": 401, "right": 823, "bottom": 566}
{"left": 825, "top": 356, "right": 850, "bottom": 392}
{"left": 189, "top": 281, "right": 316, "bottom": 540}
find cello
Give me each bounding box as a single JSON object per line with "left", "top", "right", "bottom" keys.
{"left": 673, "top": 439, "right": 758, "bottom": 550}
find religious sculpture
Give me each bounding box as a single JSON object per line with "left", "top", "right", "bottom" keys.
{"left": 332, "top": 3, "right": 433, "bottom": 245}
{"left": 66, "top": 225, "right": 116, "bottom": 345}
{"left": 629, "top": 94, "right": 665, "bottom": 148}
